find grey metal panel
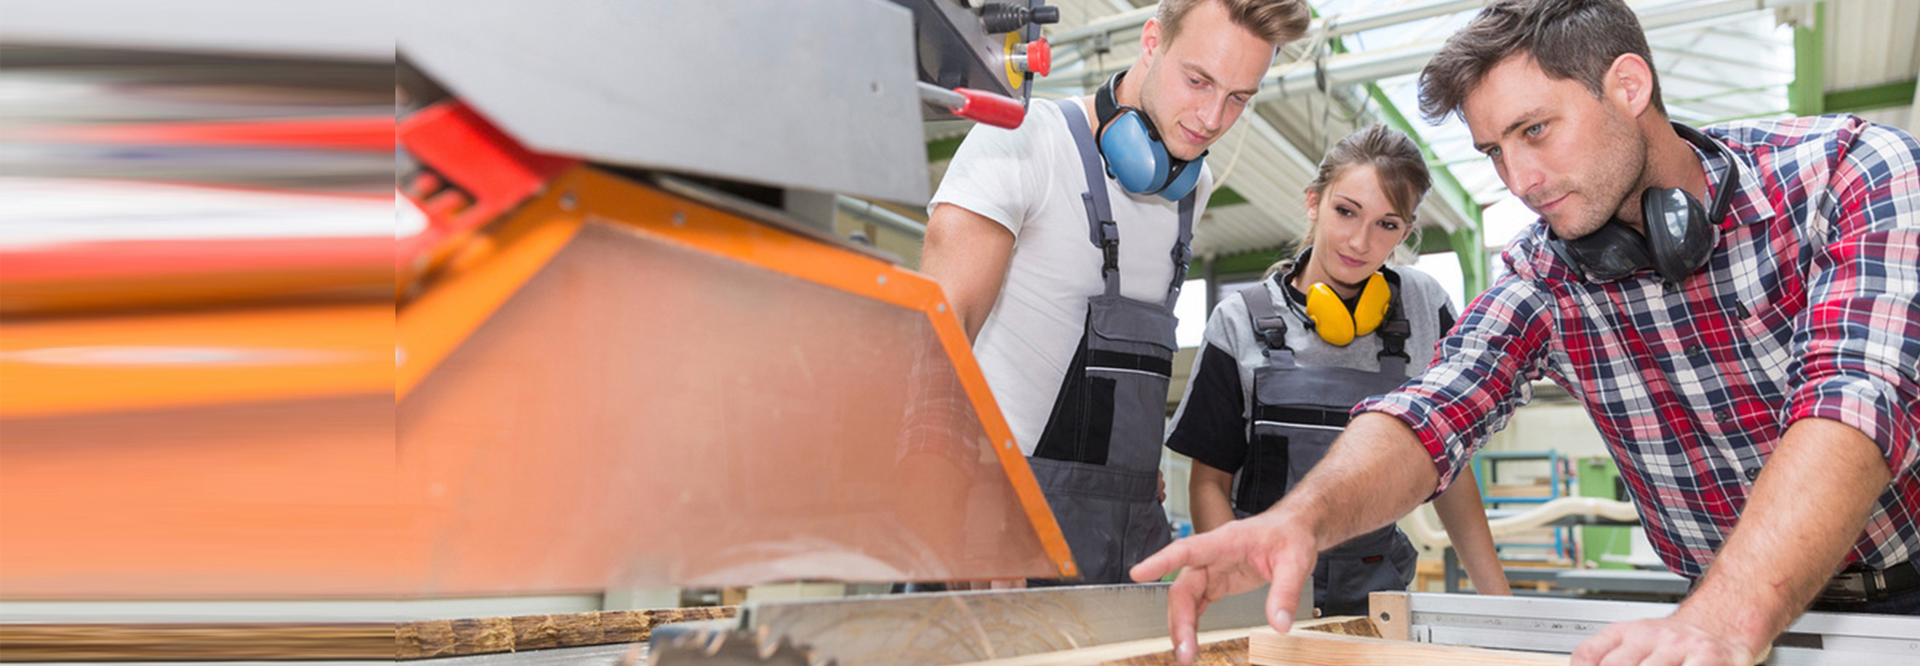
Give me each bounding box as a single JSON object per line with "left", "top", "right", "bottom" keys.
{"left": 398, "top": 0, "right": 931, "bottom": 205}
{"left": 1553, "top": 569, "right": 1690, "bottom": 595}
{"left": 1404, "top": 592, "right": 1920, "bottom": 664}
{"left": 0, "top": 0, "right": 393, "bottom": 62}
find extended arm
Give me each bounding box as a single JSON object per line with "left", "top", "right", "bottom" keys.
{"left": 1574, "top": 418, "right": 1887, "bottom": 665}
{"left": 920, "top": 203, "right": 1015, "bottom": 341}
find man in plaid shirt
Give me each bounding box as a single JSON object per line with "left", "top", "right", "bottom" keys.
{"left": 1133, "top": 1, "right": 1920, "bottom": 665}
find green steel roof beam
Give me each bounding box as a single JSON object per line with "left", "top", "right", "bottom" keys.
{"left": 1824, "top": 79, "right": 1918, "bottom": 114}
{"left": 1368, "top": 83, "right": 1487, "bottom": 298}
{"left": 1788, "top": 3, "right": 1825, "bottom": 116}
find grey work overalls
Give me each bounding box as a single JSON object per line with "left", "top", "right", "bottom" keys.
{"left": 1232, "top": 274, "right": 1419, "bottom": 616}
{"left": 1024, "top": 98, "right": 1191, "bottom": 584}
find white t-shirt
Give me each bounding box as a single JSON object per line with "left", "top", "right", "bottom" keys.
{"left": 928, "top": 98, "right": 1213, "bottom": 455}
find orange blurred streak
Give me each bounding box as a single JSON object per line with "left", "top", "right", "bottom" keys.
{"left": 0, "top": 303, "right": 393, "bottom": 418}
{"left": 0, "top": 395, "right": 401, "bottom": 598}
{"left": 0, "top": 237, "right": 393, "bottom": 315}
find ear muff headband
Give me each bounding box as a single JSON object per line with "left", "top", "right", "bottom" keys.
{"left": 1286, "top": 248, "right": 1393, "bottom": 347}
{"left": 1303, "top": 273, "right": 1390, "bottom": 346}
{"left": 1093, "top": 71, "right": 1206, "bottom": 200}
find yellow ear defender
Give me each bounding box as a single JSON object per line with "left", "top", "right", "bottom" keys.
{"left": 1302, "top": 273, "right": 1391, "bottom": 346}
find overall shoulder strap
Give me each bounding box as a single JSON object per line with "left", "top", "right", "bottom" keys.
{"left": 1054, "top": 98, "right": 1121, "bottom": 296}
{"left": 1163, "top": 191, "right": 1196, "bottom": 309}
{"left": 1374, "top": 270, "right": 1413, "bottom": 374}
{"left": 1236, "top": 281, "right": 1295, "bottom": 369}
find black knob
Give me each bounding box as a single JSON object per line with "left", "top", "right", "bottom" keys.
{"left": 979, "top": 2, "right": 1057, "bottom": 33}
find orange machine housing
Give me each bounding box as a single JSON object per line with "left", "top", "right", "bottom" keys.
{"left": 0, "top": 100, "right": 1074, "bottom": 599}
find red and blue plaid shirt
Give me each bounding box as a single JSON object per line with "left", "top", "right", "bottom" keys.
{"left": 1357, "top": 114, "right": 1920, "bottom": 578}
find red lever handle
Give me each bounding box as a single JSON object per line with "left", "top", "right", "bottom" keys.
{"left": 952, "top": 87, "right": 1026, "bottom": 129}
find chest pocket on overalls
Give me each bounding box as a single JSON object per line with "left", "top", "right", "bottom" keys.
{"left": 1034, "top": 296, "right": 1179, "bottom": 468}
{"left": 1231, "top": 281, "right": 1413, "bottom": 517}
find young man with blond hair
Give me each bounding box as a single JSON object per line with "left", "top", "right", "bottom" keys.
{"left": 922, "top": 0, "right": 1309, "bottom": 584}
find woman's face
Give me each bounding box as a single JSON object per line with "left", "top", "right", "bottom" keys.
{"left": 1300, "top": 165, "right": 1414, "bottom": 297}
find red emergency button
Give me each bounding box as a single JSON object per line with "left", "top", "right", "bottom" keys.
{"left": 1026, "top": 38, "right": 1051, "bottom": 77}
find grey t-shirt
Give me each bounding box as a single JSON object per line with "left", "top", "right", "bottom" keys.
{"left": 1164, "top": 267, "right": 1457, "bottom": 479}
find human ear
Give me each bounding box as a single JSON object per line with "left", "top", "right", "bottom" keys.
{"left": 1606, "top": 53, "right": 1655, "bottom": 117}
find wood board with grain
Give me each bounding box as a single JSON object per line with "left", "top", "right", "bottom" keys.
{"left": 397, "top": 606, "right": 735, "bottom": 659}
{"left": 1249, "top": 627, "right": 1569, "bottom": 666}
{"left": 943, "top": 616, "right": 1378, "bottom": 666}
{"left": 0, "top": 606, "right": 735, "bottom": 662}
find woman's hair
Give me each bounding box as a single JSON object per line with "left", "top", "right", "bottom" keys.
{"left": 1265, "top": 124, "right": 1432, "bottom": 278}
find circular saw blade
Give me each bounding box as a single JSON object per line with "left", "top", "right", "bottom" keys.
{"left": 646, "top": 627, "right": 832, "bottom": 666}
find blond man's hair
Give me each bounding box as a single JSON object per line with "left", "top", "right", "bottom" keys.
{"left": 1156, "top": 0, "right": 1311, "bottom": 50}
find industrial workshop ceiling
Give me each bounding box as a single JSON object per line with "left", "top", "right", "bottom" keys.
{"left": 926, "top": 0, "right": 1920, "bottom": 300}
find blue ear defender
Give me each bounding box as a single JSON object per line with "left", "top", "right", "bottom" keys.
{"left": 1094, "top": 71, "right": 1206, "bottom": 200}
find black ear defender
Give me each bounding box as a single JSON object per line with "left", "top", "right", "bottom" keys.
{"left": 1550, "top": 122, "right": 1739, "bottom": 284}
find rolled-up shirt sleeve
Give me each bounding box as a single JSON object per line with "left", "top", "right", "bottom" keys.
{"left": 1355, "top": 272, "right": 1557, "bottom": 499}
{"left": 1785, "top": 123, "right": 1920, "bottom": 478}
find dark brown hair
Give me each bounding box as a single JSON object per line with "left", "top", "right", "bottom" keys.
{"left": 1156, "top": 0, "right": 1312, "bottom": 50}
{"left": 1417, "top": 0, "right": 1663, "bottom": 123}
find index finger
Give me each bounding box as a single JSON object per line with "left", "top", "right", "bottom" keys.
{"left": 1131, "top": 539, "right": 1192, "bottom": 583}
{"left": 1165, "top": 565, "right": 1208, "bottom": 666}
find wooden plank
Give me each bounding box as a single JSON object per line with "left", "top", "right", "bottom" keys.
{"left": 398, "top": 606, "right": 735, "bottom": 659}
{"left": 944, "top": 619, "right": 1380, "bottom": 666}
{"left": 953, "top": 628, "right": 1254, "bottom": 666}
{"left": 1249, "top": 628, "right": 1568, "bottom": 666}
{"left": 0, "top": 623, "right": 391, "bottom": 662}
{"left": 1290, "top": 616, "right": 1379, "bottom": 639}
{"left": 0, "top": 606, "right": 736, "bottom": 662}
{"left": 1366, "top": 592, "right": 1408, "bottom": 641}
